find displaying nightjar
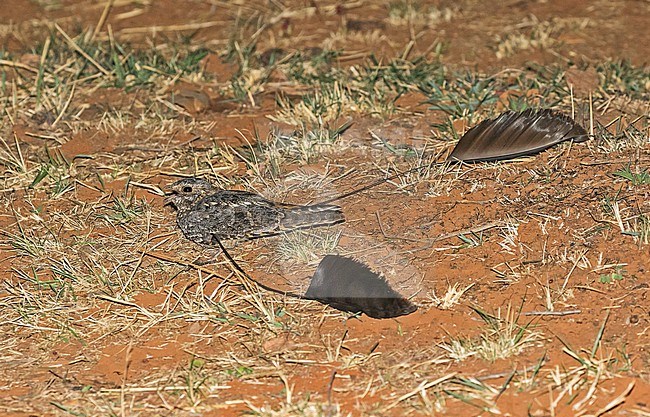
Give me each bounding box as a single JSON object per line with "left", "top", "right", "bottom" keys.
{"left": 165, "top": 177, "right": 344, "bottom": 244}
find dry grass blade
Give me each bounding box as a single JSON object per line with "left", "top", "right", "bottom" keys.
{"left": 578, "top": 380, "right": 635, "bottom": 417}
{"left": 429, "top": 282, "right": 474, "bottom": 310}
{"left": 0, "top": 134, "right": 27, "bottom": 176}
{"left": 54, "top": 23, "right": 111, "bottom": 76}
{"left": 440, "top": 304, "right": 544, "bottom": 362}
{"left": 0, "top": 59, "right": 39, "bottom": 73}
{"left": 383, "top": 373, "right": 458, "bottom": 410}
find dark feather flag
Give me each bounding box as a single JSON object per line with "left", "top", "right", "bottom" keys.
{"left": 305, "top": 255, "right": 417, "bottom": 319}
{"left": 449, "top": 109, "right": 589, "bottom": 162}
{"left": 319, "top": 109, "right": 589, "bottom": 205}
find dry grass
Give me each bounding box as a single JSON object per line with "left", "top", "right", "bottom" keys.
{"left": 439, "top": 305, "right": 544, "bottom": 362}
{"left": 495, "top": 15, "right": 590, "bottom": 59}
{"left": 428, "top": 282, "right": 474, "bottom": 310}
{"left": 275, "top": 229, "right": 342, "bottom": 265}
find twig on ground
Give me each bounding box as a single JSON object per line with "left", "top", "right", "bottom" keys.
{"left": 524, "top": 310, "right": 582, "bottom": 316}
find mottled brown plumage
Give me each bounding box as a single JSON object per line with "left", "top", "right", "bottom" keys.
{"left": 165, "top": 178, "right": 344, "bottom": 244}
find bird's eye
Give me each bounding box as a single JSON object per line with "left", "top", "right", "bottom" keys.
{"left": 182, "top": 186, "right": 193, "bottom": 193}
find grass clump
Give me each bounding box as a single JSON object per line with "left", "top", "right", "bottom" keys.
{"left": 275, "top": 229, "right": 341, "bottom": 265}
{"left": 387, "top": 1, "right": 456, "bottom": 26}
{"left": 236, "top": 122, "right": 351, "bottom": 180}
{"left": 612, "top": 165, "right": 650, "bottom": 186}
{"left": 596, "top": 60, "right": 650, "bottom": 99}
{"left": 28, "top": 30, "right": 210, "bottom": 90}
{"left": 440, "top": 305, "right": 542, "bottom": 362}
{"left": 494, "top": 16, "right": 589, "bottom": 59}
{"left": 429, "top": 282, "right": 474, "bottom": 310}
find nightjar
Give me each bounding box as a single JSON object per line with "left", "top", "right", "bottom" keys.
{"left": 165, "top": 177, "right": 344, "bottom": 244}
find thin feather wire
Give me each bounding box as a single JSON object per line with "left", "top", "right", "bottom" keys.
{"left": 322, "top": 109, "right": 588, "bottom": 203}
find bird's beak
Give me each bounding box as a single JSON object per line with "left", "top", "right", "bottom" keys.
{"left": 162, "top": 186, "right": 176, "bottom": 207}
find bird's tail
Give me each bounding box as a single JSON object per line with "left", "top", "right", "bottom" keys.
{"left": 280, "top": 204, "right": 344, "bottom": 232}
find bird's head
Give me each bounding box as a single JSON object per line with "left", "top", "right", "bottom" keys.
{"left": 164, "top": 177, "right": 215, "bottom": 213}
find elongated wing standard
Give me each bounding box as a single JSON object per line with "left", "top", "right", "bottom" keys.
{"left": 449, "top": 109, "right": 589, "bottom": 162}
{"left": 305, "top": 255, "right": 417, "bottom": 319}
